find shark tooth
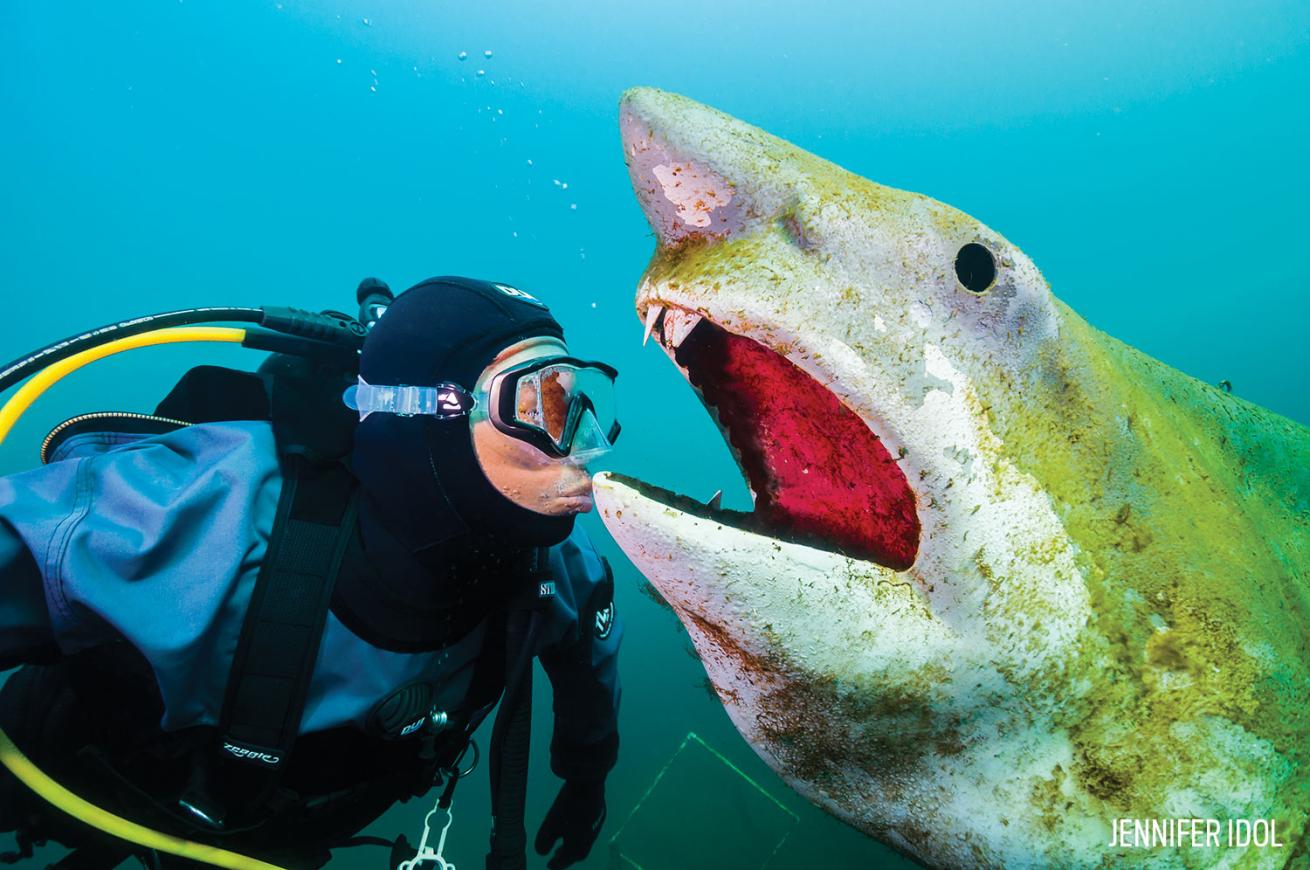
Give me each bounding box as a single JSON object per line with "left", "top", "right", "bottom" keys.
{"left": 706, "top": 489, "right": 723, "bottom": 510}
{"left": 642, "top": 304, "right": 664, "bottom": 347}
{"left": 663, "top": 309, "right": 704, "bottom": 348}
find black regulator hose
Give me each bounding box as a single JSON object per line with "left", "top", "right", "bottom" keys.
{"left": 0, "top": 307, "right": 264, "bottom": 394}
{"left": 0, "top": 305, "right": 371, "bottom": 395}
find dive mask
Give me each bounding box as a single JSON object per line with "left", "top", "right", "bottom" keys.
{"left": 343, "top": 356, "right": 620, "bottom": 462}
{"left": 485, "top": 356, "right": 620, "bottom": 462}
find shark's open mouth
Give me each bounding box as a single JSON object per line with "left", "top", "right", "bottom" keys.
{"left": 628, "top": 304, "right": 921, "bottom": 570}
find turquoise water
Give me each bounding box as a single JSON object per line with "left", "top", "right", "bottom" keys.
{"left": 3, "top": 1, "right": 1308, "bottom": 867}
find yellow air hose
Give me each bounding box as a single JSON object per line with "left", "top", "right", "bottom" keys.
{"left": 0, "top": 326, "right": 285, "bottom": 870}
{"left": 0, "top": 326, "right": 244, "bottom": 443}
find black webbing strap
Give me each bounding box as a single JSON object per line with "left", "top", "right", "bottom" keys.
{"left": 218, "top": 454, "right": 359, "bottom": 769}
{"left": 485, "top": 547, "right": 550, "bottom": 870}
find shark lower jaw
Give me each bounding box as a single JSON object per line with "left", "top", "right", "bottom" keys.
{"left": 614, "top": 301, "right": 921, "bottom": 571}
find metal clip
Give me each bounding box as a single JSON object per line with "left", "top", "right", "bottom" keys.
{"left": 397, "top": 795, "right": 458, "bottom": 870}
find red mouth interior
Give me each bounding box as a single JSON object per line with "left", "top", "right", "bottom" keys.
{"left": 672, "top": 316, "right": 920, "bottom": 569}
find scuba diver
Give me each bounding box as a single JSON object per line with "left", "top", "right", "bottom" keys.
{"left": 0, "top": 276, "right": 623, "bottom": 869}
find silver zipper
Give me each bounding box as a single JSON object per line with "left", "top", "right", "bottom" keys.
{"left": 41, "top": 411, "right": 192, "bottom": 464}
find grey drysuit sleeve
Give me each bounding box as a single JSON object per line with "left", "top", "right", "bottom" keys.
{"left": 538, "top": 524, "right": 623, "bottom": 783}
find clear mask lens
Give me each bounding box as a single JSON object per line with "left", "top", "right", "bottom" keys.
{"left": 514, "top": 366, "right": 570, "bottom": 443}
{"left": 511, "top": 363, "right": 617, "bottom": 454}
{"left": 561, "top": 407, "right": 615, "bottom": 466}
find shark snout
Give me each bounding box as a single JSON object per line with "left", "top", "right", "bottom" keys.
{"left": 620, "top": 92, "right": 747, "bottom": 244}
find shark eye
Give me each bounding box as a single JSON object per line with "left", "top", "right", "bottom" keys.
{"left": 955, "top": 243, "right": 996, "bottom": 294}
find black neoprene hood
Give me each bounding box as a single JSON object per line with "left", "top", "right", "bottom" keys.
{"left": 349, "top": 276, "right": 574, "bottom": 551}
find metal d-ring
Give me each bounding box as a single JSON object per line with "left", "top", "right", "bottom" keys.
{"left": 441, "top": 738, "right": 479, "bottom": 780}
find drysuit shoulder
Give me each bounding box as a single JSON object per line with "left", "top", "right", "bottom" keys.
{"left": 543, "top": 523, "right": 618, "bottom": 647}
{"left": 0, "top": 421, "right": 281, "bottom": 732}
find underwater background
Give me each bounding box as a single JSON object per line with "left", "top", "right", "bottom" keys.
{"left": 3, "top": 1, "right": 1308, "bottom": 867}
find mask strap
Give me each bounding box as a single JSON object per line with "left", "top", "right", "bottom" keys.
{"left": 343, "top": 376, "right": 475, "bottom": 421}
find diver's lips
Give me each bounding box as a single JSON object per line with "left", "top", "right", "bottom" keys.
{"left": 636, "top": 305, "right": 921, "bottom": 570}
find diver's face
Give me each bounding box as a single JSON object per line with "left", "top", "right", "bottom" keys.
{"left": 471, "top": 337, "right": 596, "bottom": 516}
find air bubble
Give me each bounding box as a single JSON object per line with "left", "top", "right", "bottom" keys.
{"left": 484, "top": 49, "right": 493, "bottom": 58}
{"left": 476, "top": 69, "right": 486, "bottom": 77}
{"left": 457, "top": 51, "right": 468, "bottom": 61}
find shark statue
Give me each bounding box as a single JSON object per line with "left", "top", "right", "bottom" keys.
{"left": 593, "top": 87, "right": 1310, "bottom": 868}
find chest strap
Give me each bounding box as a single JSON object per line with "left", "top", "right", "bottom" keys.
{"left": 218, "top": 454, "right": 359, "bottom": 769}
